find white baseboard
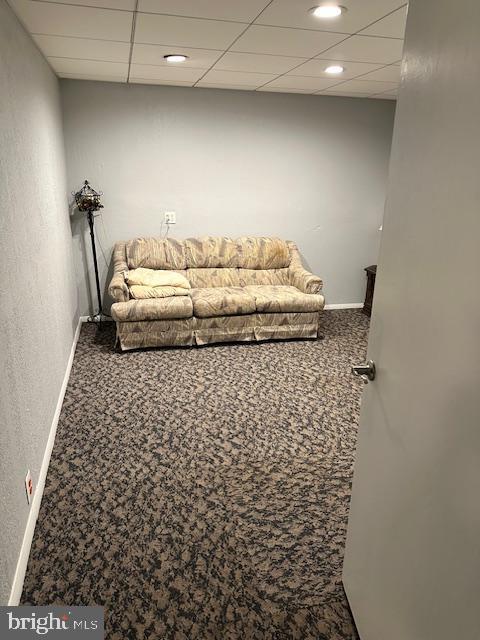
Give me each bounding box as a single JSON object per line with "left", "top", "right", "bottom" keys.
{"left": 324, "top": 303, "right": 363, "bottom": 310}
{"left": 8, "top": 315, "right": 87, "bottom": 606}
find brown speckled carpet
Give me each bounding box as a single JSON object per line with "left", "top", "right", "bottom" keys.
{"left": 22, "top": 310, "right": 369, "bottom": 640}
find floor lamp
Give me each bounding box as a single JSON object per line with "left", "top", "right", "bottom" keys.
{"left": 73, "top": 180, "right": 104, "bottom": 323}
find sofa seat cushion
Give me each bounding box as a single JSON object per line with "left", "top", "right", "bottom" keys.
{"left": 191, "top": 287, "right": 256, "bottom": 318}
{"left": 111, "top": 297, "right": 193, "bottom": 322}
{"left": 245, "top": 285, "right": 324, "bottom": 313}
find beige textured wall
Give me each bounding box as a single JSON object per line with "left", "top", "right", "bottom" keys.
{"left": 61, "top": 80, "right": 395, "bottom": 313}
{"left": 0, "top": 0, "right": 78, "bottom": 603}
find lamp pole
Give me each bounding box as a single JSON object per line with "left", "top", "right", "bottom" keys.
{"left": 87, "top": 209, "right": 103, "bottom": 320}
{"left": 73, "top": 180, "right": 104, "bottom": 324}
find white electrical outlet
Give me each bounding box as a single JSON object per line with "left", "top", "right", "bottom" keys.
{"left": 164, "top": 211, "right": 176, "bottom": 225}
{"left": 25, "top": 470, "right": 33, "bottom": 505}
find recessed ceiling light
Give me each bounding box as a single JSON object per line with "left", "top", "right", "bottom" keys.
{"left": 164, "top": 54, "right": 188, "bottom": 63}
{"left": 310, "top": 5, "right": 346, "bottom": 18}
{"left": 325, "top": 65, "right": 345, "bottom": 74}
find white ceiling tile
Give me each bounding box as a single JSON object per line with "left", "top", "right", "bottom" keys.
{"left": 289, "top": 59, "right": 382, "bottom": 80}
{"left": 328, "top": 79, "right": 398, "bottom": 94}
{"left": 131, "top": 44, "right": 222, "bottom": 68}
{"left": 196, "top": 83, "right": 258, "bottom": 90}
{"left": 134, "top": 13, "right": 245, "bottom": 48}
{"left": 60, "top": 73, "right": 128, "bottom": 83}
{"left": 360, "top": 6, "right": 408, "bottom": 38}
{"left": 213, "top": 52, "right": 303, "bottom": 74}
{"left": 317, "top": 34, "right": 404, "bottom": 64}
{"left": 49, "top": 57, "right": 128, "bottom": 78}
{"left": 262, "top": 75, "right": 341, "bottom": 91}
{"left": 11, "top": 0, "right": 409, "bottom": 88}
{"left": 129, "top": 77, "right": 194, "bottom": 86}
{"left": 138, "top": 0, "right": 269, "bottom": 23}
{"left": 129, "top": 63, "right": 205, "bottom": 82}
{"left": 258, "top": 86, "right": 313, "bottom": 94}
{"left": 37, "top": 0, "right": 135, "bottom": 9}
{"left": 255, "top": 0, "right": 407, "bottom": 35}
{"left": 231, "top": 25, "right": 345, "bottom": 57}
{"left": 199, "top": 69, "right": 276, "bottom": 87}
{"left": 360, "top": 64, "right": 401, "bottom": 82}
{"left": 10, "top": 0, "right": 133, "bottom": 41}
{"left": 33, "top": 35, "right": 131, "bottom": 63}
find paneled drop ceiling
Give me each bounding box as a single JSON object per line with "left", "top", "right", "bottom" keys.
{"left": 9, "top": 0, "right": 407, "bottom": 99}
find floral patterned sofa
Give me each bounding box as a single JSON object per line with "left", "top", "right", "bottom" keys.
{"left": 109, "top": 236, "right": 324, "bottom": 350}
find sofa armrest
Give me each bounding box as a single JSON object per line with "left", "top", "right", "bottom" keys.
{"left": 289, "top": 267, "right": 323, "bottom": 294}
{"left": 287, "top": 241, "right": 323, "bottom": 294}
{"left": 109, "top": 271, "right": 129, "bottom": 302}
{"left": 109, "top": 241, "right": 130, "bottom": 303}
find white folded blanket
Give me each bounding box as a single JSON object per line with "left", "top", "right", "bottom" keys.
{"left": 125, "top": 268, "right": 191, "bottom": 299}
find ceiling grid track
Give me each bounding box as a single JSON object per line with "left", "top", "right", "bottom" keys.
{"left": 9, "top": 0, "right": 406, "bottom": 99}
{"left": 255, "top": 4, "right": 408, "bottom": 93}
{"left": 126, "top": 0, "right": 139, "bottom": 83}
{"left": 192, "top": 0, "right": 276, "bottom": 87}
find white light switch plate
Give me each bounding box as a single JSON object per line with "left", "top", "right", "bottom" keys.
{"left": 164, "top": 211, "right": 176, "bottom": 224}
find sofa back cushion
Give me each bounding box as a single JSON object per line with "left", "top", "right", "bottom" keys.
{"left": 123, "top": 236, "right": 292, "bottom": 280}
{"left": 236, "top": 237, "right": 291, "bottom": 270}
{"left": 238, "top": 268, "right": 290, "bottom": 287}
{"left": 126, "top": 237, "right": 186, "bottom": 270}
{"left": 185, "top": 237, "right": 238, "bottom": 268}
{"left": 187, "top": 268, "right": 240, "bottom": 288}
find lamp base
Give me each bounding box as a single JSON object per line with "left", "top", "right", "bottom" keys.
{"left": 87, "top": 313, "right": 109, "bottom": 326}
